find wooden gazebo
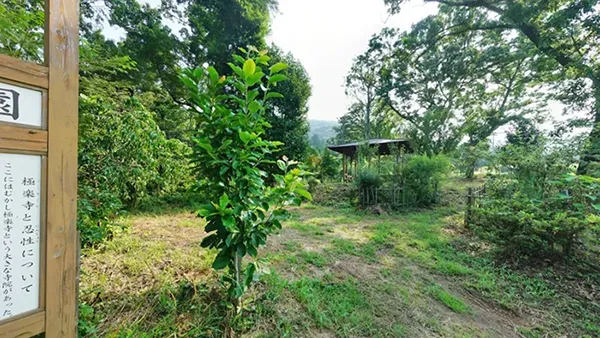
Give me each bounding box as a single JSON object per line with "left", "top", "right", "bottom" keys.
{"left": 327, "top": 139, "right": 411, "bottom": 181}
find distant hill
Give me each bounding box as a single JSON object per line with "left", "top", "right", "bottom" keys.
{"left": 308, "top": 119, "right": 338, "bottom": 148}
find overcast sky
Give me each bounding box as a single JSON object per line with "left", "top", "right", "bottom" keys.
{"left": 268, "top": 0, "right": 438, "bottom": 121}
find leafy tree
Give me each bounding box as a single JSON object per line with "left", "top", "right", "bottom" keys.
{"left": 181, "top": 49, "right": 311, "bottom": 311}
{"left": 0, "top": 0, "right": 44, "bottom": 62}
{"left": 263, "top": 45, "right": 312, "bottom": 160}
{"left": 333, "top": 102, "right": 368, "bottom": 143}
{"left": 385, "top": 0, "right": 600, "bottom": 176}
{"left": 370, "top": 10, "right": 541, "bottom": 158}
{"left": 506, "top": 119, "right": 544, "bottom": 147}
{"left": 333, "top": 100, "right": 399, "bottom": 144}
{"left": 78, "top": 95, "right": 190, "bottom": 245}
{"left": 181, "top": 0, "right": 277, "bottom": 75}
{"left": 345, "top": 50, "right": 380, "bottom": 140}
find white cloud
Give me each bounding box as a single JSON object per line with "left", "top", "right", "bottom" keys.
{"left": 268, "top": 0, "right": 438, "bottom": 121}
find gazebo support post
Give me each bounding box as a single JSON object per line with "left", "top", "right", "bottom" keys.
{"left": 343, "top": 154, "right": 348, "bottom": 182}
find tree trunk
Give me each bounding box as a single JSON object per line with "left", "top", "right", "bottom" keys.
{"left": 577, "top": 76, "right": 600, "bottom": 176}
{"left": 365, "top": 98, "right": 371, "bottom": 140}
{"left": 464, "top": 159, "right": 476, "bottom": 179}
{"left": 235, "top": 253, "right": 242, "bottom": 314}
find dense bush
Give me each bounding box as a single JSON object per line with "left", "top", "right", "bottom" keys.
{"left": 492, "top": 142, "right": 577, "bottom": 198}
{"left": 472, "top": 142, "right": 599, "bottom": 261}
{"left": 397, "top": 155, "right": 452, "bottom": 207}
{"left": 78, "top": 95, "right": 191, "bottom": 245}
{"left": 310, "top": 154, "right": 451, "bottom": 209}
{"left": 473, "top": 175, "right": 600, "bottom": 259}
{"left": 311, "top": 182, "right": 356, "bottom": 206}
{"left": 305, "top": 147, "right": 340, "bottom": 181}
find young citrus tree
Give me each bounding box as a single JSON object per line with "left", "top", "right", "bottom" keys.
{"left": 180, "top": 47, "right": 311, "bottom": 311}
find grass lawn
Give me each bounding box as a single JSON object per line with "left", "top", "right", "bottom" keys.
{"left": 79, "top": 204, "right": 600, "bottom": 337}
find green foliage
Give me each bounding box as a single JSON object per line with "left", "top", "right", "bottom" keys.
{"left": 473, "top": 142, "right": 599, "bottom": 260}
{"left": 305, "top": 148, "right": 340, "bottom": 182}
{"left": 181, "top": 49, "right": 311, "bottom": 309}
{"left": 0, "top": 0, "right": 44, "bottom": 62}
{"left": 356, "top": 169, "right": 381, "bottom": 190}
{"left": 78, "top": 95, "right": 191, "bottom": 245}
{"left": 77, "top": 301, "right": 99, "bottom": 336}
{"left": 493, "top": 141, "right": 577, "bottom": 199}
{"left": 263, "top": 46, "right": 312, "bottom": 160}
{"left": 398, "top": 155, "right": 452, "bottom": 207}
{"left": 454, "top": 141, "right": 491, "bottom": 179}
{"left": 474, "top": 174, "right": 600, "bottom": 259}
{"left": 333, "top": 101, "right": 399, "bottom": 144}
{"left": 384, "top": 0, "right": 600, "bottom": 176}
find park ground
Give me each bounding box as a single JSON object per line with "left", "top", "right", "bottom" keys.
{"left": 79, "top": 183, "right": 600, "bottom": 338}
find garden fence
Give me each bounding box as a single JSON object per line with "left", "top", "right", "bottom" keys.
{"left": 359, "top": 183, "right": 439, "bottom": 209}
{"left": 464, "top": 186, "right": 486, "bottom": 226}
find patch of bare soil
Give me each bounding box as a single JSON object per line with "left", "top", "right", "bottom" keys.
{"left": 435, "top": 278, "right": 527, "bottom": 338}
{"left": 131, "top": 212, "right": 207, "bottom": 247}
{"left": 268, "top": 207, "right": 531, "bottom": 337}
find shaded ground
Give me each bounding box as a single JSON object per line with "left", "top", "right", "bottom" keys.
{"left": 79, "top": 205, "right": 600, "bottom": 337}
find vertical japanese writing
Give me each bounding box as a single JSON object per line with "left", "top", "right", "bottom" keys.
{"left": 20, "top": 177, "right": 35, "bottom": 295}
{"left": 0, "top": 154, "right": 41, "bottom": 321}
{"left": 2, "top": 162, "right": 13, "bottom": 318}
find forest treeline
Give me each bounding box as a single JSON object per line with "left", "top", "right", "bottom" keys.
{"left": 1, "top": 0, "right": 311, "bottom": 244}
{"left": 2, "top": 0, "right": 600, "bottom": 251}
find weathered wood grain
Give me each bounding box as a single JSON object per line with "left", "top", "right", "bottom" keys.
{"left": 0, "top": 125, "right": 48, "bottom": 154}
{"left": 0, "top": 54, "right": 49, "bottom": 89}
{"left": 0, "top": 311, "right": 45, "bottom": 338}
{"left": 45, "top": 0, "right": 80, "bottom": 335}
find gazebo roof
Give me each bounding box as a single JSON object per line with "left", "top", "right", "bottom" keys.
{"left": 327, "top": 139, "right": 411, "bottom": 157}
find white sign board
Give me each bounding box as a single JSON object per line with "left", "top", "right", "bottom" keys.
{"left": 0, "top": 81, "right": 43, "bottom": 128}
{"left": 0, "top": 153, "right": 41, "bottom": 320}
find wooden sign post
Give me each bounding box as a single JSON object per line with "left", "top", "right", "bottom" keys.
{"left": 0, "top": 0, "right": 79, "bottom": 336}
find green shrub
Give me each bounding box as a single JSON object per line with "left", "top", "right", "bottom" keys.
{"left": 473, "top": 174, "right": 600, "bottom": 259}
{"left": 492, "top": 141, "right": 576, "bottom": 199}
{"left": 398, "top": 155, "right": 451, "bottom": 207}
{"left": 356, "top": 169, "right": 381, "bottom": 190}
{"left": 181, "top": 48, "right": 311, "bottom": 311}
{"left": 311, "top": 182, "right": 355, "bottom": 207}
{"left": 78, "top": 96, "right": 192, "bottom": 245}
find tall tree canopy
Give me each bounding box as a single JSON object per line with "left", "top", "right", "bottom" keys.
{"left": 384, "top": 0, "right": 600, "bottom": 175}
{"left": 363, "top": 7, "right": 543, "bottom": 157}
{"left": 264, "top": 46, "right": 312, "bottom": 160}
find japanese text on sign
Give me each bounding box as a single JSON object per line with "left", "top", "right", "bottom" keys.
{"left": 0, "top": 81, "right": 42, "bottom": 128}
{"left": 0, "top": 153, "right": 41, "bottom": 321}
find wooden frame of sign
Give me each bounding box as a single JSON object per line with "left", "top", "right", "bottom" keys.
{"left": 0, "top": 0, "right": 79, "bottom": 336}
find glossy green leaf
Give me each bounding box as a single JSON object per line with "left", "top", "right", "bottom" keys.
{"left": 213, "top": 251, "right": 230, "bottom": 270}
{"left": 269, "top": 62, "right": 288, "bottom": 74}
{"left": 268, "top": 74, "right": 288, "bottom": 85}
{"left": 219, "top": 193, "right": 230, "bottom": 209}
{"left": 295, "top": 188, "right": 312, "bottom": 201}
{"left": 266, "top": 92, "right": 284, "bottom": 99}
{"left": 228, "top": 62, "right": 244, "bottom": 78}
{"left": 208, "top": 67, "right": 219, "bottom": 84}
{"left": 243, "top": 59, "right": 256, "bottom": 77}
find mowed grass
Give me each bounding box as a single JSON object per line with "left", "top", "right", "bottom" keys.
{"left": 79, "top": 204, "right": 600, "bottom": 337}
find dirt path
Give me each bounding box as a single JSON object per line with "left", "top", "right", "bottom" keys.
{"left": 261, "top": 207, "right": 528, "bottom": 337}
{"left": 80, "top": 206, "right": 566, "bottom": 337}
